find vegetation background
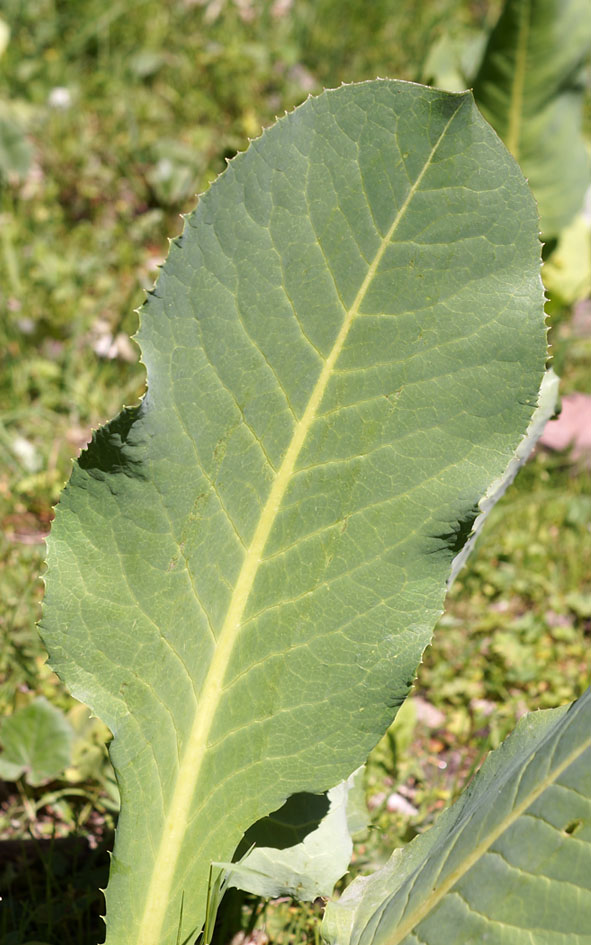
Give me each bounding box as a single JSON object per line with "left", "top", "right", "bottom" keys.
{"left": 0, "top": 1, "right": 589, "bottom": 943}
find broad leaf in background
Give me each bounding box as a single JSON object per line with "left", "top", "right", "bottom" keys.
{"left": 473, "top": 0, "right": 591, "bottom": 239}
{"left": 323, "top": 686, "right": 591, "bottom": 945}
{"left": 42, "top": 80, "right": 546, "bottom": 945}
{"left": 0, "top": 698, "right": 73, "bottom": 786}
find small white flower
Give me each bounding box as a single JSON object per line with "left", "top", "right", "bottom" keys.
{"left": 48, "top": 86, "right": 71, "bottom": 109}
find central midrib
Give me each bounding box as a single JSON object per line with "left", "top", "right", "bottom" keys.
{"left": 506, "top": 0, "right": 530, "bottom": 158}
{"left": 135, "top": 99, "right": 464, "bottom": 945}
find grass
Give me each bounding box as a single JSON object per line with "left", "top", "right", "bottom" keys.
{"left": 0, "top": 0, "right": 589, "bottom": 942}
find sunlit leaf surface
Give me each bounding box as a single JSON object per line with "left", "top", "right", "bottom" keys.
{"left": 42, "top": 80, "right": 546, "bottom": 945}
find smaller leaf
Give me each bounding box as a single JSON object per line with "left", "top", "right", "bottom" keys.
{"left": 0, "top": 698, "right": 73, "bottom": 786}
{"left": 323, "top": 687, "right": 591, "bottom": 945}
{"left": 219, "top": 769, "right": 365, "bottom": 901}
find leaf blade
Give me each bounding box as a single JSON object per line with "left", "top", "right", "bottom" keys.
{"left": 137, "top": 94, "right": 469, "bottom": 942}
{"left": 42, "top": 80, "right": 547, "bottom": 945}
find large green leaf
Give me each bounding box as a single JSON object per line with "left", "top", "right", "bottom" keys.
{"left": 42, "top": 80, "right": 546, "bottom": 945}
{"left": 323, "top": 686, "right": 591, "bottom": 945}
{"left": 473, "top": 0, "right": 591, "bottom": 238}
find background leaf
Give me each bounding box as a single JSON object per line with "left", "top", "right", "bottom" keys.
{"left": 473, "top": 0, "right": 591, "bottom": 238}
{"left": 0, "top": 697, "right": 73, "bottom": 786}
{"left": 42, "top": 80, "right": 546, "bottom": 945}
{"left": 323, "top": 686, "right": 591, "bottom": 945}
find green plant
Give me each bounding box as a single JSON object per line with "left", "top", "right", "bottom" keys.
{"left": 0, "top": 0, "right": 585, "bottom": 941}
{"left": 40, "top": 76, "right": 563, "bottom": 945}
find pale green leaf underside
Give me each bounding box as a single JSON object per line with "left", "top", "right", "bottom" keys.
{"left": 473, "top": 0, "right": 591, "bottom": 237}
{"left": 219, "top": 769, "right": 363, "bottom": 900}
{"left": 323, "top": 686, "right": 591, "bottom": 945}
{"left": 42, "top": 80, "right": 546, "bottom": 945}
